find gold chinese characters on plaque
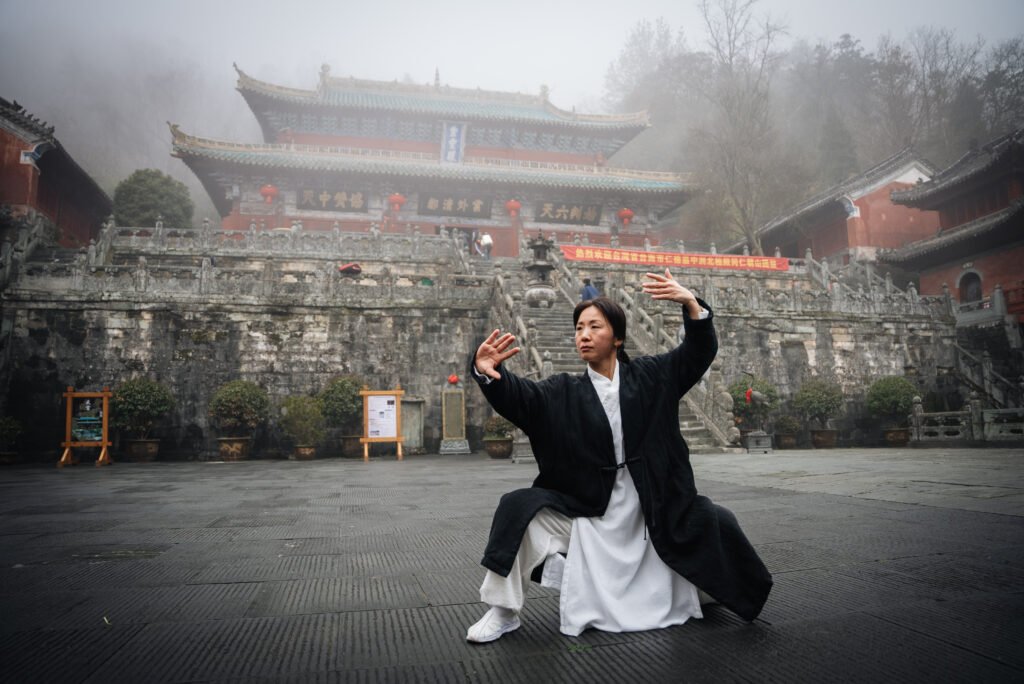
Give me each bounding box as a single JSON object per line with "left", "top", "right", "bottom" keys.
{"left": 297, "top": 188, "right": 369, "bottom": 212}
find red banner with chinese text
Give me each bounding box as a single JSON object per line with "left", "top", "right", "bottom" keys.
{"left": 560, "top": 245, "right": 788, "bottom": 271}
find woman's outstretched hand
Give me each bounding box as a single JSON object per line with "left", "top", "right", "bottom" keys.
{"left": 475, "top": 329, "right": 521, "bottom": 380}
{"left": 641, "top": 268, "right": 702, "bottom": 318}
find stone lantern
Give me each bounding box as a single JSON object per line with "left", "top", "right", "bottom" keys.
{"left": 524, "top": 231, "right": 557, "bottom": 308}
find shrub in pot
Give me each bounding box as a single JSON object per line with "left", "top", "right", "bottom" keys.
{"left": 772, "top": 414, "right": 802, "bottom": 449}
{"left": 483, "top": 415, "right": 515, "bottom": 459}
{"left": 208, "top": 380, "right": 270, "bottom": 460}
{"left": 319, "top": 375, "right": 364, "bottom": 457}
{"left": 111, "top": 378, "right": 175, "bottom": 461}
{"left": 866, "top": 375, "right": 918, "bottom": 446}
{"left": 279, "top": 395, "right": 326, "bottom": 460}
{"left": 792, "top": 378, "right": 844, "bottom": 447}
{"left": 726, "top": 376, "right": 779, "bottom": 433}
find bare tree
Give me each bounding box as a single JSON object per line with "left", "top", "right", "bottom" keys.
{"left": 907, "top": 27, "right": 984, "bottom": 159}
{"left": 689, "top": 0, "right": 786, "bottom": 255}
{"left": 981, "top": 37, "right": 1024, "bottom": 135}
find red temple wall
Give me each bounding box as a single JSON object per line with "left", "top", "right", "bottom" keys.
{"left": 853, "top": 183, "right": 940, "bottom": 248}
{"left": 918, "top": 241, "right": 1024, "bottom": 302}
{"left": 0, "top": 129, "right": 37, "bottom": 207}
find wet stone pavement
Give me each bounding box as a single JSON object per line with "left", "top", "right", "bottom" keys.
{"left": 0, "top": 448, "right": 1021, "bottom": 683}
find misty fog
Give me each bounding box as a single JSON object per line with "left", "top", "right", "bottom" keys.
{"left": 1, "top": 0, "right": 1021, "bottom": 227}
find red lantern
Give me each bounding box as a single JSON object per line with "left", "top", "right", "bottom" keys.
{"left": 505, "top": 198, "right": 521, "bottom": 217}
{"left": 388, "top": 192, "right": 406, "bottom": 213}
{"left": 259, "top": 184, "right": 279, "bottom": 204}
{"left": 617, "top": 207, "right": 635, "bottom": 227}
{"left": 447, "top": 374, "right": 459, "bottom": 385}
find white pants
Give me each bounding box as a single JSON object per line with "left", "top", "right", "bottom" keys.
{"left": 479, "top": 508, "right": 573, "bottom": 612}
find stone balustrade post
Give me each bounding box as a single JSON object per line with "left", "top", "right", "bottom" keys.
{"left": 969, "top": 392, "right": 984, "bottom": 441}
{"left": 654, "top": 311, "right": 663, "bottom": 347}
{"left": 774, "top": 246, "right": 781, "bottom": 258}
{"left": 982, "top": 351, "right": 995, "bottom": 399}
{"left": 134, "top": 256, "right": 149, "bottom": 293}
{"left": 710, "top": 242, "right": 717, "bottom": 254}
{"left": 791, "top": 279, "right": 801, "bottom": 312}
{"left": 542, "top": 350, "right": 553, "bottom": 378}
{"left": 992, "top": 284, "right": 1007, "bottom": 315}
{"left": 910, "top": 395, "right": 923, "bottom": 441}
{"left": 742, "top": 244, "right": 749, "bottom": 256}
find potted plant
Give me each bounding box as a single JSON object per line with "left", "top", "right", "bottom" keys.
{"left": 319, "top": 375, "right": 364, "bottom": 457}
{"left": 866, "top": 375, "right": 918, "bottom": 447}
{"left": 111, "top": 378, "right": 175, "bottom": 461}
{"left": 792, "top": 378, "right": 844, "bottom": 448}
{"left": 208, "top": 380, "right": 270, "bottom": 460}
{"left": 279, "top": 395, "right": 326, "bottom": 460}
{"left": 482, "top": 415, "right": 515, "bottom": 459}
{"left": 772, "top": 414, "right": 802, "bottom": 449}
{"left": 727, "top": 376, "right": 779, "bottom": 446}
{"left": 0, "top": 416, "right": 23, "bottom": 464}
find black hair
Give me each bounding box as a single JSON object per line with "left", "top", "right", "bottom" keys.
{"left": 573, "top": 296, "right": 630, "bottom": 363}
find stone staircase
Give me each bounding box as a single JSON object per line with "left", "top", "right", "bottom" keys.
{"left": 516, "top": 297, "right": 725, "bottom": 452}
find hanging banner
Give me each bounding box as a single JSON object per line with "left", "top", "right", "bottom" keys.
{"left": 560, "top": 245, "right": 789, "bottom": 272}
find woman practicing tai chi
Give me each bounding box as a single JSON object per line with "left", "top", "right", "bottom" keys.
{"left": 466, "top": 268, "right": 772, "bottom": 642}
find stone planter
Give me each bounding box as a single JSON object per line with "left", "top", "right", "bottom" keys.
{"left": 291, "top": 445, "right": 316, "bottom": 460}
{"left": 124, "top": 438, "right": 160, "bottom": 462}
{"left": 810, "top": 429, "right": 838, "bottom": 448}
{"left": 217, "top": 437, "right": 251, "bottom": 461}
{"left": 483, "top": 438, "right": 513, "bottom": 459}
{"left": 775, "top": 433, "right": 798, "bottom": 449}
{"left": 883, "top": 428, "right": 910, "bottom": 447}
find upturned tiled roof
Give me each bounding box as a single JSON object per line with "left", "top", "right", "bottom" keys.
{"left": 170, "top": 125, "right": 693, "bottom": 195}
{"left": 725, "top": 148, "right": 936, "bottom": 252}
{"left": 1, "top": 97, "right": 111, "bottom": 211}
{"left": 891, "top": 128, "right": 1024, "bottom": 207}
{"left": 879, "top": 197, "right": 1024, "bottom": 264}
{"left": 234, "top": 64, "right": 649, "bottom": 131}
{"left": 0, "top": 97, "right": 56, "bottom": 141}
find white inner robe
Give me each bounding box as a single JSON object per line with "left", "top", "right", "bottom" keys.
{"left": 558, "top": 360, "right": 703, "bottom": 636}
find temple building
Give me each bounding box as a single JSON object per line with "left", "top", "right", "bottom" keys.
{"left": 171, "top": 65, "right": 694, "bottom": 256}
{"left": 882, "top": 128, "right": 1024, "bottom": 328}
{"left": 726, "top": 149, "right": 939, "bottom": 263}
{"left": 0, "top": 97, "right": 111, "bottom": 247}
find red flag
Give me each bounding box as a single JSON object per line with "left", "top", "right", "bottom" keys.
{"left": 745, "top": 388, "right": 753, "bottom": 404}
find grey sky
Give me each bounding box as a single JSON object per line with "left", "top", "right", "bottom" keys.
{"left": 1, "top": 0, "right": 1020, "bottom": 219}
{"left": 3, "top": 0, "right": 1021, "bottom": 113}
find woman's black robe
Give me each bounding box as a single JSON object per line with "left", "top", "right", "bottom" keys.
{"left": 471, "top": 300, "right": 772, "bottom": 621}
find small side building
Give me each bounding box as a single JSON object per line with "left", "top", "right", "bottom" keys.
{"left": 0, "top": 97, "right": 111, "bottom": 247}
{"left": 727, "top": 149, "right": 939, "bottom": 264}
{"left": 882, "top": 129, "right": 1024, "bottom": 331}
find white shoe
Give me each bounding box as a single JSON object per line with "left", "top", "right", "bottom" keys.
{"left": 466, "top": 606, "right": 521, "bottom": 643}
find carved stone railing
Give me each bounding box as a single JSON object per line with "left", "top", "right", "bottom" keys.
{"left": 952, "top": 342, "right": 1023, "bottom": 409}
{"left": 911, "top": 395, "right": 1024, "bottom": 442}
{"left": 107, "top": 220, "right": 459, "bottom": 263}
{"left": 0, "top": 209, "right": 60, "bottom": 289}
{"left": 9, "top": 257, "right": 492, "bottom": 307}
{"left": 492, "top": 272, "right": 544, "bottom": 378}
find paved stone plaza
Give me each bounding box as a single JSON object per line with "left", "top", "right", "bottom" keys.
{"left": 1, "top": 447, "right": 1021, "bottom": 682}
